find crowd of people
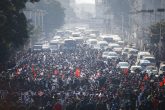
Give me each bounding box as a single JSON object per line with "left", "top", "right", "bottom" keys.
{"left": 0, "top": 44, "right": 165, "bottom": 110}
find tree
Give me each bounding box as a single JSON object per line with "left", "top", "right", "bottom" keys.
{"left": 149, "top": 20, "right": 165, "bottom": 60}
{"left": 0, "top": 0, "right": 40, "bottom": 64}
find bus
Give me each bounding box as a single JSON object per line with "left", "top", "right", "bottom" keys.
{"left": 63, "top": 39, "right": 77, "bottom": 51}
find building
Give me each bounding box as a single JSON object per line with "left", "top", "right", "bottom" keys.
{"left": 130, "top": 0, "right": 165, "bottom": 49}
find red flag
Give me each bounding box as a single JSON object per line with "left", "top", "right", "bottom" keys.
{"left": 160, "top": 82, "right": 163, "bottom": 87}
{"left": 163, "top": 77, "right": 165, "bottom": 84}
{"left": 75, "top": 68, "right": 80, "bottom": 78}
{"left": 32, "top": 64, "right": 37, "bottom": 78}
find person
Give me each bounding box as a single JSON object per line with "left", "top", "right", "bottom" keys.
{"left": 53, "top": 100, "right": 62, "bottom": 110}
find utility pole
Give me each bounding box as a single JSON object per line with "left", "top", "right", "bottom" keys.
{"left": 121, "top": 13, "right": 124, "bottom": 39}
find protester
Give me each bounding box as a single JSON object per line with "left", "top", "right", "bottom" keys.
{"left": 0, "top": 43, "right": 165, "bottom": 110}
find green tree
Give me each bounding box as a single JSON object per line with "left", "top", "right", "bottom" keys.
{"left": 0, "top": 0, "right": 40, "bottom": 64}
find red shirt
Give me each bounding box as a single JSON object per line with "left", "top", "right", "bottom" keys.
{"left": 53, "top": 102, "right": 62, "bottom": 110}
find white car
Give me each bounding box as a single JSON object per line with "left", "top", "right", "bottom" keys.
{"left": 117, "top": 62, "right": 129, "bottom": 69}
{"left": 130, "top": 65, "right": 142, "bottom": 73}
{"left": 102, "top": 51, "right": 109, "bottom": 58}
{"left": 138, "top": 60, "right": 151, "bottom": 70}
{"left": 142, "top": 56, "right": 156, "bottom": 66}
{"left": 127, "top": 49, "right": 138, "bottom": 59}
{"left": 107, "top": 52, "right": 119, "bottom": 59}
{"left": 145, "top": 66, "right": 158, "bottom": 76}
{"left": 86, "top": 39, "right": 98, "bottom": 48}
{"left": 97, "top": 41, "right": 108, "bottom": 50}
{"left": 159, "top": 62, "right": 165, "bottom": 75}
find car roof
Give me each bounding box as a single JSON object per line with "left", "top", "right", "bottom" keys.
{"left": 140, "top": 60, "right": 151, "bottom": 63}
{"left": 131, "top": 65, "right": 142, "bottom": 67}
{"left": 138, "top": 51, "right": 150, "bottom": 55}
{"left": 160, "top": 64, "right": 165, "bottom": 67}
{"left": 119, "top": 62, "right": 128, "bottom": 64}
{"left": 143, "top": 56, "right": 155, "bottom": 59}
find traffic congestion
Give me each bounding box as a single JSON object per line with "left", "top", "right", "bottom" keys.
{"left": 0, "top": 27, "right": 165, "bottom": 110}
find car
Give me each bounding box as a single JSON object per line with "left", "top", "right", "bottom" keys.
{"left": 97, "top": 41, "right": 108, "bottom": 50}
{"left": 138, "top": 60, "right": 151, "bottom": 71}
{"left": 117, "top": 62, "right": 130, "bottom": 74}
{"left": 108, "top": 43, "right": 120, "bottom": 49}
{"left": 106, "top": 51, "right": 119, "bottom": 60}
{"left": 130, "top": 65, "right": 142, "bottom": 73}
{"left": 127, "top": 48, "right": 138, "bottom": 59}
{"left": 117, "top": 62, "right": 129, "bottom": 69}
{"left": 137, "top": 51, "right": 150, "bottom": 64}
{"left": 102, "top": 51, "right": 109, "bottom": 58}
{"left": 49, "top": 40, "right": 60, "bottom": 52}
{"left": 100, "top": 35, "right": 114, "bottom": 43}
{"left": 159, "top": 62, "right": 165, "bottom": 75}
{"left": 33, "top": 43, "right": 43, "bottom": 51}
{"left": 122, "top": 47, "right": 131, "bottom": 58}
{"left": 86, "top": 39, "right": 98, "bottom": 48}
{"left": 42, "top": 43, "right": 50, "bottom": 51}
{"left": 145, "top": 66, "right": 158, "bottom": 76}
{"left": 108, "top": 52, "right": 118, "bottom": 56}
{"left": 107, "top": 56, "right": 119, "bottom": 60}
{"left": 142, "top": 56, "right": 156, "bottom": 66}
{"left": 113, "top": 47, "right": 122, "bottom": 54}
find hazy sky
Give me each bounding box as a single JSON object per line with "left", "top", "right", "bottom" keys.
{"left": 75, "top": 0, "right": 95, "bottom": 4}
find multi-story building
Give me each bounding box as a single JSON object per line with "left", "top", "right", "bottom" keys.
{"left": 130, "top": 0, "right": 165, "bottom": 50}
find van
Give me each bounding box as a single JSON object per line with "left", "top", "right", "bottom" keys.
{"left": 137, "top": 51, "right": 150, "bottom": 64}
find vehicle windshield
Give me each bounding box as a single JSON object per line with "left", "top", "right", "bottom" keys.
{"left": 90, "top": 41, "right": 97, "bottom": 44}
{"left": 124, "top": 49, "right": 129, "bottom": 52}
{"left": 103, "top": 52, "right": 109, "bottom": 56}
{"left": 119, "top": 62, "right": 129, "bottom": 67}
{"left": 146, "top": 66, "right": 156, "bottom": 70}
{"left": 145, "top": 58, "right": 155, "bottom": 63}
{"left": 131, "top": 67, "right": 141, "bottom": 71}
{"left": 129, "top": 50, "right": 138, "bottom": 54}
{"left": 100, "top": 43, "right": 108, "bottom": 47}
{"left": 108, "top": 52, "right": 117, "bottom": 56}
{"left": 161, "top": 66, "right": 165, "bottom": 71}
